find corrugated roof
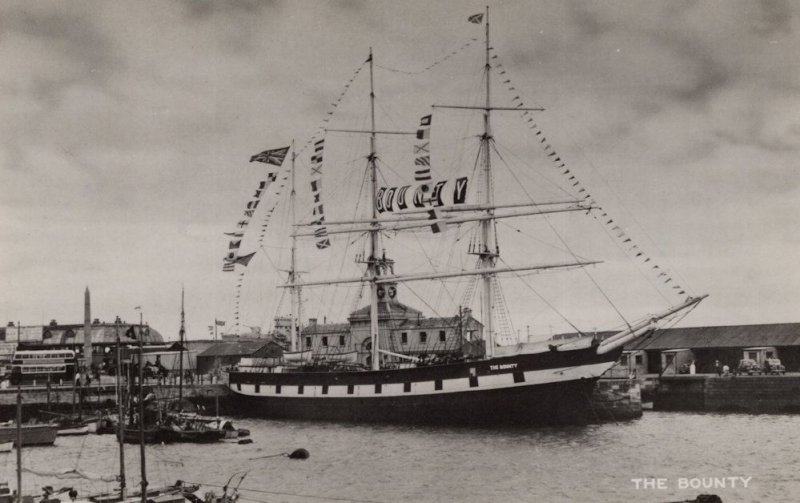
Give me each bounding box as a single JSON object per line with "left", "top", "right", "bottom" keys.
{"left": 626, "top": 323, "right": 800, "bottom": 351}
{"left": 196, "top": 340, "right": 268, "bottom": 358}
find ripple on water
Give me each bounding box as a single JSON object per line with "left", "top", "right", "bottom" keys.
{"left": 3, "top": 412, "right": 800, "bottom": 502}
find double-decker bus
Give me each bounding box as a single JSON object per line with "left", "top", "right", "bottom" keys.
{"left": 10, "top": 349, "right": 76, "bottom": 384}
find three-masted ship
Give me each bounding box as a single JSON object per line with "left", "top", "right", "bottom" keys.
{"left": 225, "top": 8, "right": 705, "bottom": 425}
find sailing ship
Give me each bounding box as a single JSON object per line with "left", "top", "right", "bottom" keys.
{"left": 224, "top": 8, "right": 706, "bottom": 425}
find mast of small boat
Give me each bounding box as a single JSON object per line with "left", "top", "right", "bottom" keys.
{"left": 478, "top": 5, "right": 497, "bottom": 358}
{"left": 15, "top": 380, "right": 21, "bottom": 503}
{"left": 138, "top": 318, "right": 147, "bottom": 503}
{"left": 367, "top": 47, "right": 381, "bottom": 371}
{"left": 115, "top": 321, "right": 127, "bottom": 500}
{"left": 179, "top": 286, "right": 185, "bottom": 403}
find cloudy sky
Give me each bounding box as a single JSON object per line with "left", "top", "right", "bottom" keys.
{"left": 1, "top": 0, "right": 798, "bottom": 341}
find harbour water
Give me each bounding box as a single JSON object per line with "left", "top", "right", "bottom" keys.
{"left": 3, "top": 412, "right": 799, "bottom": 502}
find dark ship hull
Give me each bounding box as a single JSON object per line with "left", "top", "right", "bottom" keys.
{"left": 228, "top": 343, "right": 622, "bottom": 425}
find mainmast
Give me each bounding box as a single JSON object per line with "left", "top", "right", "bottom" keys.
{"left": 479, "top": 5, "right": 497, "bottom": 358}
{"left": 367, "top": 48, "right": 381, "bottom": 371}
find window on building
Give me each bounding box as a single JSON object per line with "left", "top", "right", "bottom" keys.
{"left": 766, "top": 351, "right": 774, "bottom": 359}
{"left": 401, "top": 332, "right": 408, "bottom": 344}
{"left": 322, "top": 336, "right": 328, "bottom": 347}
{"left": 439, "top": 331, "right": 446, "bottom": 342}
{"left": 635, "top": 354, "right": 643, "bottom": 365}
{"left": 339, "top": 335, "right": 345, "bottom": 346}
{"left": 420, "top": 332, "right": 427, "bottom": 344}
{"left": 620, "top": 354, "right": 629, "bottom": 366}
{"left": 305, "top": 337, "right": 312, "bottom": 347}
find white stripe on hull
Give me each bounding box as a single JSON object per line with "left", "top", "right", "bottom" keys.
{"left": 229, "top": 360, "right": 616, "bottom": 399}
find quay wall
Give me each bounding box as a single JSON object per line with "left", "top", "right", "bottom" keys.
{"left": 0, "top": 381, "right": 231, "bottom": 420}
{"left": 590, "top": 378, "right": 642, "bottom": 421}
{"left": 655, "top": 375, "right": 800, "bottom": 413}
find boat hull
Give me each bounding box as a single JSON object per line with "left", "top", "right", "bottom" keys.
{"left": 228, "top": 345, "right": 621, "bottom": 425}
{"left": 0, "top": 425, "right": 58, "bottom": 446}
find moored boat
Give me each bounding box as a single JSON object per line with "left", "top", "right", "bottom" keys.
{"left": 0, "top": 422, "right": 57, "bottom": 447}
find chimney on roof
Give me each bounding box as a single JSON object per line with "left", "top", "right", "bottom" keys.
{"left": 49, "top": 319, "right": 58, "bottom": 327}
{"left": 93, "top": 318, "right": 100, "bottom": 325}
{"left": 309, "top": 318, "right": 317, "bottom": 327}
{"left": 7, "top": 322, "right": 14, "bottom": 327}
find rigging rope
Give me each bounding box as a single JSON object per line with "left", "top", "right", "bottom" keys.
{"left": 375, "top": 38, "right": 479, "bottom": 75}
{"left": 487, "top": 46, "right": 691, "bottom": 301}
{"left": 490, "top": 139, "right": 633, "bottom": 331}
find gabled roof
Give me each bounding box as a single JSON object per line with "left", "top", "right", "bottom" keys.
{"left": 626, "top": 323, "right": 800, "bottom": 351}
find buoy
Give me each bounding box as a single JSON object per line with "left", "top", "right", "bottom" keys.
{"left": 288, "top": 448, "right": 310, "bottom": 460}
{"left": 238, "top": 438, "right": 253, "bottom": 445}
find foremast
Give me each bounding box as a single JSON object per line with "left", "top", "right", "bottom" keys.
{"left": 289, "top": 140, "right": 302, "bottom": 352}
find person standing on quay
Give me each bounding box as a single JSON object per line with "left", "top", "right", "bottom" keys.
{"left": 715, "top": 360, "right": 722, "bottom": 376}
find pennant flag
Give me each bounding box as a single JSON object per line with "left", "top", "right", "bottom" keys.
{"left": 453, "top": 177, "right": 468, "bottom": 204}
{"left": 309, "top": 139, "right": 329, "bottom": 248}
{"left": 225, "top": 231, "right": 244, "bottom": 238}
{"left": 468, "top": 13, "right": 484, "bottom": 23}
{"left": 234, "top": 252, "right": 256, "bottom": 267}
{"left": 250, "top": 146, "right": 290, "bottom": 165}
{"left": 413, "top": 115, "right": 433, "bottom": 182}
{"left": 229, "top": 240, "right": 241, "bottom": 249}
{"left": 216, "top": 320, "right": 226, "bottom": 326}
{"left": 397, "top": 186, "right": 410, "bottom": 210}
{"left": 430, "top": 180, "right": 446, "bottom": 207}
{"left": 428, "top": 209, "right": 442, "bottom": 234}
